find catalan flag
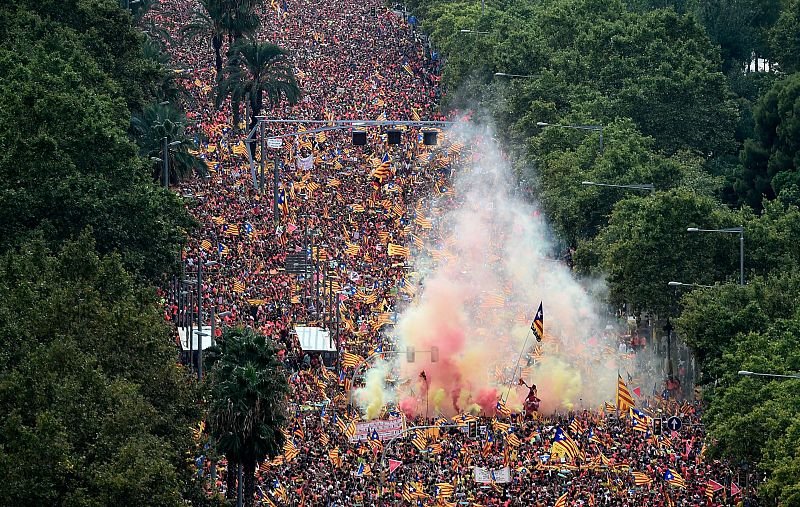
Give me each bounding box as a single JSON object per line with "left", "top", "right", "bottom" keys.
{"left": 200, "top": 239, "right": 212, "bottom": 251}
{"left": 341, "top": 352, "right": 362, "bottom": 368}
{"left": 555, "top": 492, "right": 568, "bottom": 507}
{"left": 531, "top": 302, "right": 543, "bottom": 342}
{"left": 328, "top": 447, "right": 342, "bottom": 467}
{"left": 411, "top": 430, "right": 428, "bottom": 451}
{"left": 664, "top": 469, "right": 686, "bottom": 488}
{"left": 402, "top": 61, "right": 414, "bottom": 76}
{"left": 224, "top": 223, "right": 240, "bottom": 235}
{"left": 506, "top": 432, "right": 522, "bottom": 447}
{"left": 495, "top": 400, "right": 511, "bottom": 417}
{"left": 632, "top": 472, "right": 653, "bottom": 486}
{"left": 283, "top": 439, "right": 300, "bottom": 461}
{"left": 411, "top": 108, "right": 421, "bottom": 121}
{"left": 218, "top": 243, "right": 228, "bottom": 255}
{"left": 414, "top": 215, "right": 433, "bottom": 229}
{"left": 388, "top": 243, "right": 410, "bottom": 257}
{"left": 617, "top": 375, "right": 635, "bottom": 412}
{"left": 345, "top": 242, "right": 360, "bottom": 255}
{"left": 435, "top": 483, "right": 454, "bottom": 499}
{"left": 552, "top": 427, "right": 583, "bottom": 461}
{"left": 232, "top": 281, "right": 245, "bottom": 293}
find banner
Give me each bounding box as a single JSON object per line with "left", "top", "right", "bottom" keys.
{"left": 473, "top": 466, "right": 511, "bottom": 484}
{"left": 349, "top": 418, "right": 405, "bottom": 442}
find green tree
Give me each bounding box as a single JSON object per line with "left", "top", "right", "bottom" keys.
{"left": 182, "top": 0, "right": 227, "bottom": 74}
{"left": 770, "top": 0, "right": 800, "bottom": 73}
{"left": 575, "top": 188, "right": 740, "bottom": 316}
{"left": 535, "top": 118, "right": 721, "bottom": 245}
{"left": 0, "top": 236, "right": 203, "bottom": 505}
{"left": 737, "top": 73, "right": 800, "bottom": 209}
{"left": 216, "top": 39, "right": 301, "bottom": 132}
{"left": 131, "top": 101, "right": 207, "bottom": 183}
{"left": 0, "top": 6, "right": 194, "bottom": 282}
{"left": 207, "top": 328, "right": 290, "bottom": 507}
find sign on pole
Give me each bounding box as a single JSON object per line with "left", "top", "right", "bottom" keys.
{"left": 349, "top": 418, "right": 404, "bottom": 442}
{"left": 666, "top": 416, "right": 683, "bottom": 432}
{"left": 267, "top": 137, "right": 283, "bottom": 149}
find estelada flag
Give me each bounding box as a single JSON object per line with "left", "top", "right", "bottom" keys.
{"left": 531, "top": 302, "right": 543, "bottom": 342}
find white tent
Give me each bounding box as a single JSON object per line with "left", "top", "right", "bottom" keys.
{"left": 294, "top": 326, "right": 334, "bottom": 352}
{"left": 178, "top": 326, "right": 214, "bottom": 351}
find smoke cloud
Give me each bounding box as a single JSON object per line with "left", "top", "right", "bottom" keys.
{"left": 357, "top": 121, "right": 658, "bottom": 419}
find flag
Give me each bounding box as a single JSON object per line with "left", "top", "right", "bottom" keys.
{"left": 328, "top": 447, "right": 342, "bottom": 467}
{"left": 664, "top": 469, "right": 686, "bottom": 488}
{"left": 506, "top": 433, "right": 522, "bottom": 447}
{"left": 435, "top": 483, "right": 454, "bottom": 499}
{"left": 402, "top": 61, "right": 414, "bottom": 76}
{"left": 283, "top": 439, "right": 300, "bottom": 461}
{"left": 411, "top": 430, "right": 427, "bottom": 451}
{"left": 224, "top": 224, "right": 240, "bottom": 235}
{"left": 388, "top": 459, "right": 402, "bottom": 473}
{"left": 369, "top": 429, "right": 384, "bottom": 454}
{"left": 341, "top": 352, "right": 363, "bottom": 368}
{"left": 617, "top": 375, "right": 635, "bottom": 412}
{"left": 200, "top": 239, "right": 212, "bottom": 251}
{"left": 233, "top": 281, "right": 245, "bottom": 293}
{"left": 633, "top": 386, "right": 642, "bottom": 397}
{"left": 552, "top": 427, "right": 583, "bottom": 461}
{"left": 531, "top": 302, "right": 543, "bottom": 342}
{"left": 495, "top": 400, "right": 512, "bottom": 417}
{"left": 354, "top": 462, "right": 372, "bottom": 477}
{"left": 632, "top": 472, "right": 653, "bottom": 486}
{"left": 705, "top": 480, "right": 725, "bottom": 498}
{"left": 411, "top": 108, "right": 421, "bottom": 121}
{"left": 555, "top": 492, "right": 568, "bottom": 507}
{"left": 388, "top": 243, "right": 410, "bottom": 257}
{"left": 731, "top": 482, "right": 741, "bottom": 496}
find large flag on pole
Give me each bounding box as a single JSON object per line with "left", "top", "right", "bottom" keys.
{"left": 617, "top": 375, "right": 635, "bottom": 412}
{"left": 531, "top": 302, "right": 543, "bottom": 342}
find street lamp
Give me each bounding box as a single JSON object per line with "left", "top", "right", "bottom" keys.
{"left": 494, "top": 72, "right": 538, "bottom": 79}
{"left": 668, "top": 281, "right": 714, "bottom": 289}
{"left": 738, "top": 370, "right": 800, "bottom": 380}
{"left": 162, "top": 138, "right": 181, "bottom": 188}
{"left": 686, "top": 226, "right": 745, "bottom": 285}
{"left": 537, "top": 121, "right": 604, "bottom": 152}
{"left": 460, "top": 29, "right": 489, "bottom": 34}
{"left": 582, "top": 181, "right": 654, "bottom": 192}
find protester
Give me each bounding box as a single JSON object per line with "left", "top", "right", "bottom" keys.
{"left": 152, "top": 0, "right": 745, "bottom": 504}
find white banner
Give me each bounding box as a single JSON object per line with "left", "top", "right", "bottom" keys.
{"left": 296, "top": 154, "right": 314, "bottom": 171}
{"left": 349, "top": 418, "right": 405, "bottom": 442}
{"left": 473, "top": 466, "right": 511, "bottom": 484}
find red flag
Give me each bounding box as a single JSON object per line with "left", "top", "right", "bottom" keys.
{"left": 388, "top": 459, "right": 402, "bottom": 473}
{"left": 731, "top": 482, "right": 741, "bottom": 496}
{"left": 633, "top": 387, "right": 642, "bottom": 397}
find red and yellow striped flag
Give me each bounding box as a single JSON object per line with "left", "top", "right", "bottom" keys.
{"left": 616, "top": 375, "right": 635, "bottom": 412}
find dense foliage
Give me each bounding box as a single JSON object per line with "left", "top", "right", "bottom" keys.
{"left": 412, "top": 0, "right": 800, "bottom": 503}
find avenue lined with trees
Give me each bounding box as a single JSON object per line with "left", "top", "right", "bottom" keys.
{"left": 1, "top": 0, "right": 799, "bottom": 505}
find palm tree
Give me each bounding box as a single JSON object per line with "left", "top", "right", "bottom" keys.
{"left": 218, "top": 0, "right": 261, "bottom": 43}
{"left": 182, "top": 0, "right": 227, "bottom": 74}
{"left": 216, "top": 39, "right": 302, "bottom": 133}
{"left": 131, "top": 102, "right": 206, "bottom": 184}
{"left": 206, "top": 328, "right": 290, "bottom": 507}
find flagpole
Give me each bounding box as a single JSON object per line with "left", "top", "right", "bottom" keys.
{"left": 504, "top": 327, "right": 532, "bottom": 403}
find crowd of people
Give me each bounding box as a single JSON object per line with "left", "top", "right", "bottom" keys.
{"left": 148, "top": 0, "right": 751, "bottom": 504}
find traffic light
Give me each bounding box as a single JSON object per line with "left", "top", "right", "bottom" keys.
{"left": 653, "top": 418, "right": 663, "bottom": 436}
{"left": 468, "top": 420, "right": 478, "bottom": 439}
{"left": 352, "top": 130, "right": 367, "bottom": 146}
{"left": 422, "top": 130, "right": 438, "bottom": 145}
{"left": 386, "top": 129, "right": 402, "bottom": 145}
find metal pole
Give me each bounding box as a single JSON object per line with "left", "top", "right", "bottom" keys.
{"left": 259, "top": 121, "right": 265, "bottom": 192}
{"left": 273, "top": 149, "right": 279, "bottom": 222}
{"left": 739, "top": 227, "right": 745, "bottom": 286}
{"left": 599, "top": 130, "right": 604, "bottom": 153}
{"left": 236, "top": 463, "right": 243, "bottom": 507}
{"left": 163, "top": 136, "right": 169, "bottom": 188}
{"left": 187, "top": 288, "right": 194, "bottom": 373}
{"left": 197, "top": 263, "right": 203, "bottom": 380}
{"left": 211, "top": 305, "right": 217, "bottom": 348}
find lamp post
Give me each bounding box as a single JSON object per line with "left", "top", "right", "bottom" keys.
{"left": 686, "top": 226, "right": 745, "bottom": 285}
{"left": 581, "top": 181, "right": 654, "bottom": 192}
{"left": 738, "top": 371, "right": 800, "bottom": 380}
{"left": 668, "top": 281, "right": 714, "bottom": 289}
{"left": 537, "top": 121, "right": 604, "bottom": 153}
{"left": 494, "top": 72, "right": 539, "bottom": 79}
